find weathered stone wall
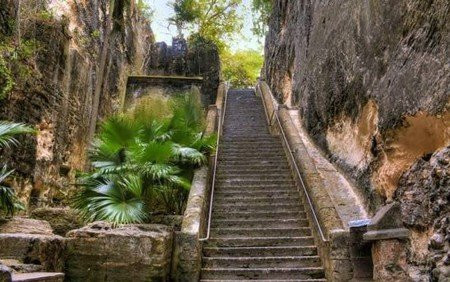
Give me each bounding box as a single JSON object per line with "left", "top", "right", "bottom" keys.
{"left": 264, "top": 0, "right": 449, "bottom": 279}
{"left": 0, "top": 0, "right": 154, "bottom": 207}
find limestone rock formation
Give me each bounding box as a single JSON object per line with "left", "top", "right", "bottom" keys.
{"left": 263, "top": 0, "right": 449, "bottom": 210}
{"left": 396, "top": 146, "right": 449, "bottom": 280}
{"left": 65, "top": 221, "right": 173, "bottom": 281}
{"left": 0, "top": 0, "right": 154, "bottom": 208}
{"left": 264, "top": 1, "right": 449, "bottom": 280}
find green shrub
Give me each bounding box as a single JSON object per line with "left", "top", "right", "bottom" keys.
{"left": 73, "top": 91, "right": 216, "bottom": 224}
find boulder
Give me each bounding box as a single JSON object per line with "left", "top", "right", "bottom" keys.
{"left": 30, "top": 207, "right": 83, "bottom": 236}
{"left": 65, "top": 222, "right": 173, "bottom": 281}
{"left": 0, "top": 217, "right": 53, "bottom": 235}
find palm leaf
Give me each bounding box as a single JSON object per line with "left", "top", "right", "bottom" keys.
{"left": 0, "top": 121, "right": 34, "bottom": 149}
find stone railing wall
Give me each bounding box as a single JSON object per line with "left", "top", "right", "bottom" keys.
{"left": 171, "top": 82, "right": 228, "bottom": 281}
{"left": 256, "top": 80, "right": 357, "bottom": 281}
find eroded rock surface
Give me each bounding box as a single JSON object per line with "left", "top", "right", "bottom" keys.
{"left": 264, "top": 0, "right": 449, "bottom": 210}
{"left": 65, "top": 221, "right": 173, "bottom": 281}
{"left": 30, "top": 208, "right": 82, "bottom": 236}
{"left": 396, "top": 146, "right": 449, "bottom": 280}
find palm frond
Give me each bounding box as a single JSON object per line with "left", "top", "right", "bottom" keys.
{"left": 0, "top": 121, "right": 34, "bottom": 149}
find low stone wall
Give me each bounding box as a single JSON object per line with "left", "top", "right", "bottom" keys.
{"left": 65, "top": 222, "right": 173, "bottom": 281}
{"left": 171, "top": 82, "right": 227, "bottom": 281}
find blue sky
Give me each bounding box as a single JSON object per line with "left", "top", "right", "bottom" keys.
{"left": 146, "top": 0, "right": 263, "bottom": 51}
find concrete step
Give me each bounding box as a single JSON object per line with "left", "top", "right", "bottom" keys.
{"left": 211, "top": 218, "right": 309, "bottom": 229}
{"left": 203, "top": 246, "right": 318, "bottom": 257}
{"left": 210, "top": 227, "right": 311, "bottom": 237}
{"left": 212, "top": 210, "right": 307, "bottom": 220}
{"left": 11, "top": 272, "right": 64, "bottom": 282}
{"left": 200, "top": 267, "right": 325, "bottom": 280}
{"left": 203, "top": 256, "right": 322, "bottom": 268}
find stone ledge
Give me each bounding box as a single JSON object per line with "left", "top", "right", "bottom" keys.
{"left": 363, "top": 228, "right": 409, "bottom": 241}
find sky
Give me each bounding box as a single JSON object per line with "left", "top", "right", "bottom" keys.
{"left": 146, "top": 0, "right": 263, "bottom": 52}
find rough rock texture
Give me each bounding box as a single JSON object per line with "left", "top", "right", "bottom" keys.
{"left": 264, "top": 0, "right": 449, "bottom": 211}
{"left": 65, "top": 221, "right": 173, "bottom": 281}
{"left": 30, "top": 208, "right": 82, "bottom": 236}
{"left": 0, "top": 0, "right": 154, "bottom": 207}
{"left": 396, "top": 146, "right": 449, "bottom": 281}
{"left": 0, "top": 218, "right": 53, "bottom": 235}
{"left": 372, "top": 239, "right": 409, "bottom": 281}
{"left": 0, "top": 233, "right": 65, "bottom": 272}
{"left": 0, "top": 264, "right": 12, "bottom": 282}
{"left": 264, "top": 1, "right": 449, "bottom": 280}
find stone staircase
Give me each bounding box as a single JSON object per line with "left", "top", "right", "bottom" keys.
{"left": 200, "top": 90, "right": 326, "bottom": 281}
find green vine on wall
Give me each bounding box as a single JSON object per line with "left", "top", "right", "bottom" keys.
{"left": 0, "top": 57, "right": 14, "bottom": 100}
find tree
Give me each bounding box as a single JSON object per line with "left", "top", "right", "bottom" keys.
{"left": 170, "top": 0, "right": 243, "bottom": 51}
{"left": 251, "top": 0, "right": 272, "bottom": 38}
{"left": 222, "top": 49, "right": 263, "bottom": 88}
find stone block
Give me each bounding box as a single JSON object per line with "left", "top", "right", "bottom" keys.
{"left": 0, "top": 234, "right": 65, "bottom": 272}
{"left": 65, "top": 222, "right": 173, "bottom": 282}
{"left": 0, "top": 218, "right": 53, "bottom": 235}
{"left": 30, "top": 208, "right": 83, "bottom": 236}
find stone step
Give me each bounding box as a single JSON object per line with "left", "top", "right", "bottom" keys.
{"left": 11, "top": 272, "right": 64, "bottom": 282}
{"left": 203, "top": 256, "right": 322, "bottom": 268}
{"left": 218, "top": 160, "right": 287, "bottom": 166}
{"left": 203, "top": 246, "right": 318, "bottom": 257}
{"left": 200, "top": 279, "right": 327, "bottom": 282}
{"left": 215, "top": 189, "right": 297, "bottom": 197}
{"left": 217, "top": 174, "right": 293, "bottom": 181}
{"left": 211, "top": 218, "right": 309, "bottom": 229}
{"left": 200, "top": 267, "right": 325, "bottom": 280}
{"left": 219, "top": 154, "right": 285, "bottom": 160}
{"left": 217, "top": 169, "right": 290, "bottom": 176}
{"left": 211, "top": 211, "right": 307, "bottom": 220}
{"left": 214, "top": 185, "right": 298, "bottom": 192}
{"left": 214, "top": 195, "right": 300, "bottom": 204}
{"left": 206, "top": 236, "right": 315, "bottom": 248}
{"left": 219, "top": 149, "right": 284, "bottom": 155}
{"left": 0, "top": 259, "right": 43, "bottom": 273}
{"left": 217, "top": 179, "right": 294, "bottom": 186}
{"left": 213, "top": 203, "right": 302, "bottom": 213}
{"left": 210, "top": 227, "right": 311, "bottom": 237}
{"left": 221, "top": 138, "right": 279, "bottom": 143}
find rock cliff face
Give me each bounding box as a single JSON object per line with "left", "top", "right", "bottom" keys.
{"left": 0, "top": 0, "right": 154, "bottom": 206}
{"left": 264, "top": 0, "right": 449, "bottom": 279}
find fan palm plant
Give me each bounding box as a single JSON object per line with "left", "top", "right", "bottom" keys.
{"left": 0, "top": 121, "right": 34, "bottom": 215}
{"left": 74, "top": 91, "right": 216, "bottom": 224}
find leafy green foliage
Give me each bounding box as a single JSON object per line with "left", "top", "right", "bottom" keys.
{"left": 74, "top": 91, "right": 216, "bottom": 224}
{"left": 170, "top": 0, "right": 243, "bottom": 51}
{"left": 222, "top": 49, "right": 264, "bottom": 87}
{"left": 251, "top": 0, "right": 272, "bottom": 38}
{"left": 0, "top": 121, "right": 35, "bottom": 149}
{"left": 0, "top": 57, "right": 14, "bottom": 100}
{"left": 0, "top": 122, "right": 33, "bottom": 215}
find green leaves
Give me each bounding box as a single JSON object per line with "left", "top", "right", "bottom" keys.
{"left": 0, "top": 121, "right": 35, "bottom": 149}
{"left": 74, "top": 91, "right": 215, "bottom": 224}
{"left": 0, "top": 166, "right": 24, "bottom": 216}
{"left": 222, "top": 49, "right": 264, "bottom": 88}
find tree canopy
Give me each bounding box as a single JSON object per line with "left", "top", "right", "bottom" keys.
{"left": 222, "top": 49, "right": 263, "bottom": 88}
{"left": 170, "top": 0, "right": 243, "bottom": 51}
